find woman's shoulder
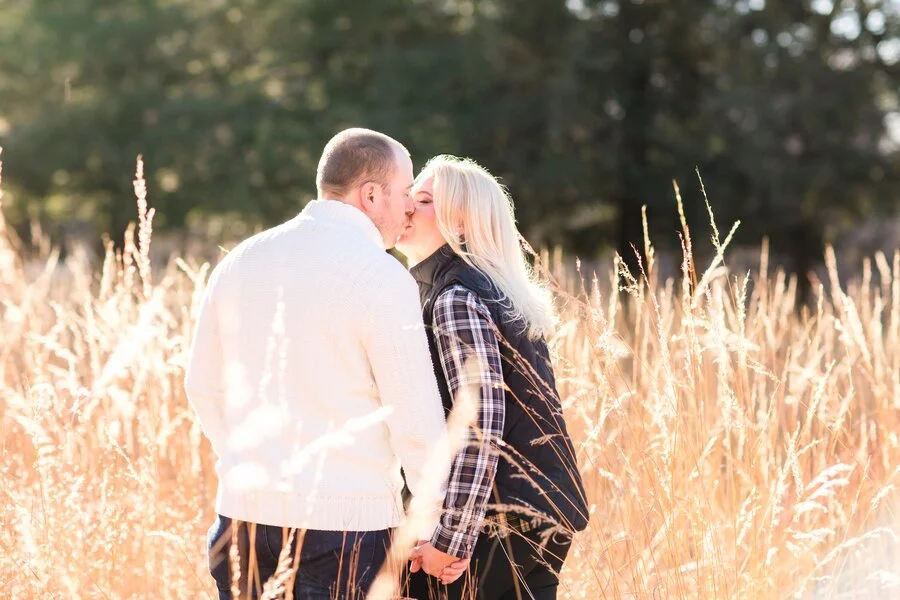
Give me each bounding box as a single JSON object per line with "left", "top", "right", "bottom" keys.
{"left": 434, "top": 283, "right": 482, "bottom": 306}
{"left": 433, "top": 284, "right": 495, "bottom": 320}
{"left": 442, "top": 260, "right": 501, "bottom": 300}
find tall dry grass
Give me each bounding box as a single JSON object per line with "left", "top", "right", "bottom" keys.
{"left": 1, "top": 153, "right": 899, "bottom": 599}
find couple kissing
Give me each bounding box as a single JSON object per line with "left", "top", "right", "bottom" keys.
{"left": 185, "top": 128, "right": 589, "bottom": 600}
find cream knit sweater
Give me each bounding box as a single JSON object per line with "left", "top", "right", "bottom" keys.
{"left": 185, "top": 200, "right": 449, "bottom": 534}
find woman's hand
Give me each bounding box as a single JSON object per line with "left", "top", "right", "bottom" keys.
{"left": 410, "top": 542, "right": 469, "bottom": 584}
{"left": 439, "top": 557, "right": 470, "bottom": 585}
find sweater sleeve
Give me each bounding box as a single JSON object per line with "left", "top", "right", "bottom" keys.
{"left": 362, "top": 266, "right": 451, "bottom": 541}
{"left": 184, "top": 268, "right": 228, "bottom": 457}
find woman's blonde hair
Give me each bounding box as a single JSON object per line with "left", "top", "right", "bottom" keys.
{"left": 419, "top": 155, "right": 557, "bottom": 339}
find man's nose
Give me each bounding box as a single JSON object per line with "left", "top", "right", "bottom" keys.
{"left": 405, "top": 202, "right": 416, "bottom": 217}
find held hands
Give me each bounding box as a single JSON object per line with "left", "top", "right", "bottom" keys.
{"left": 409, "top": 540, "right": 470, "bottom": 585}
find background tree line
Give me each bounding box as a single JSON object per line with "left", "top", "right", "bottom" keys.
{"left": 1, "top": 0, "right": 899, "bottom": 290}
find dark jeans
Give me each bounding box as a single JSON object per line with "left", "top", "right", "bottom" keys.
{"left": 208, "top": 515, "right": 392, "bottom": 600}
{"left": 405, "top": 528, "right": 571, "bottom": 600}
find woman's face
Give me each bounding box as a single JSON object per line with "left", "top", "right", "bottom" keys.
{"left": 395, "top": 175, "right": 447, "bottom": 264}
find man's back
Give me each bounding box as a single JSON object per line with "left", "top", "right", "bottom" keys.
{"left": 186, "top": 200, "right": 447, "bottom": 531}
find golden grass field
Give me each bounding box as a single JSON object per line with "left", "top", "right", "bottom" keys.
{"left": 2, "top": 155, "right": 899, "bottom": 599}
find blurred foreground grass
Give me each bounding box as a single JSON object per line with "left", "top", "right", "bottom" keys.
{"left": 1, "top": 156, "right": 899, "bottom": 599}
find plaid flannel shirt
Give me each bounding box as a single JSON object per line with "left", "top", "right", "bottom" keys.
{"left": 429, "top": 285, "right": 506, "bottom": 559}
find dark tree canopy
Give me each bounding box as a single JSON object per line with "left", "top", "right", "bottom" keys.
{"left": 1, "top": 0, "right": 898, "bottom": 284}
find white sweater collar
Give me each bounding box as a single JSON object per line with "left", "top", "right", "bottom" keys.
{"left": 302, "top": 199, "right": 384, "bottom": 249}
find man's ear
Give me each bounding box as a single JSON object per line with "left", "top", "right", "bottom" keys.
{"left": 359, "top": 181, "right": 379, "bottom": 214}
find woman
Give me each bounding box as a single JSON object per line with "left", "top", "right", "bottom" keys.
{"left": 397, "top": 156, "right": 589, "bottom": 600}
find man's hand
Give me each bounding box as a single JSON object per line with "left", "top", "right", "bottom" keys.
{"left": 409, "top": 541, "right": 470, "bottom": 584}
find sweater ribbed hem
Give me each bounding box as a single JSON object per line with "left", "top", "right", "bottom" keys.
{"left": 215, "top": 485, "right": 407, "bottom": 532}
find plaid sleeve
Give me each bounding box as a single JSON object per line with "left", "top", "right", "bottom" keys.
{"left": 429, "top": 285, "right": 505, "bottom": 559}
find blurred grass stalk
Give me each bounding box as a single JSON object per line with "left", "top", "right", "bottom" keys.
{"left": 0, "top": 153, "right": 899, "bottom": 599}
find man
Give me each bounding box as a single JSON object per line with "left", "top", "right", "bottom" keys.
{"left": 185, "top": 128, "right": 451, "bottom": 599}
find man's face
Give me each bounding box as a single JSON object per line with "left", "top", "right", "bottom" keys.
{"left": 371, "top": 147, "right": 415, "bottom": 249}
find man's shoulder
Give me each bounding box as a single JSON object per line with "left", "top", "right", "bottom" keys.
{"left": 219, "top": 220, "right": 293, "bottom": 258}
{"left": 358, "top": 251, "right": 415, "bottom": 286}
{"left": 205, "top": 220, "right": 298, "bottom": 284}
{"left": 342, "top": 254, "right": 420, "bottom": 324}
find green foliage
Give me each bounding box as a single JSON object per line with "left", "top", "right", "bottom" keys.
{"left": 1, "top": 0, "right": 898, "bottom": 281}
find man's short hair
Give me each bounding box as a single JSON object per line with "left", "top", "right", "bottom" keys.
{"left": 316, "top": 128, "right": 407, "bottom": 198}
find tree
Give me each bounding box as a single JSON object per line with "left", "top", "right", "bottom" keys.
{"left": 1, "top": 0, "right": 898, "bottom": 294}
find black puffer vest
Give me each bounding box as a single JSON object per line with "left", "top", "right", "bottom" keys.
{"left": 410, "top": 245, "right": 589, "bottom": 533}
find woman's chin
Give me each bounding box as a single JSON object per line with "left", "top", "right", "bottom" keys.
{"left": 395, "top": 231, "right": 415, "bottom": 250}
{"left": 394, "top": 239, "right": 414, "bottom": 257}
